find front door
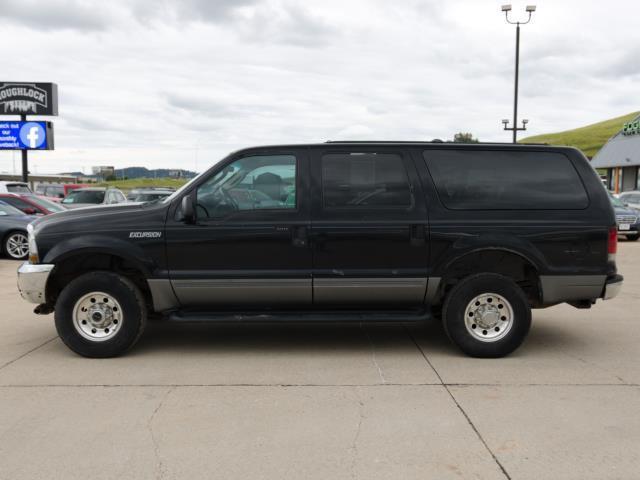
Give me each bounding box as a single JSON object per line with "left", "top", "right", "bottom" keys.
{"left": 165, "top": 149, "right": 312, "bottom": 308}
{"left": 310, "top": 147, "right": 429, "bottom": 306}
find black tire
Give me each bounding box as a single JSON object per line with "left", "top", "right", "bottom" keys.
{"left": 625, "top": 235, "right": 639, "bottom": 242}
{"left": 442, "top": 273, "right": 531, "bottom": 358}
{"left": 3, "top": 230, "right": 29, "bottom": 260}
{"left": 54, "top": 271, "right": 147, "bottom": 358}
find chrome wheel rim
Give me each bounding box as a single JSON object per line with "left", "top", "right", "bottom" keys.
{"left": 6, "top": 232, "right": 28, "bottom": 259}
{"left": 464, "top": 293, "right": 514, "bottom": 342}
{"left": 72, "top": 292, "right": 123, "bottom": 342}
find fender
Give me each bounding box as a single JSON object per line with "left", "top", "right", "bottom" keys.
{"left": 42, "top": 234, "right": 156, "bottom": 277}
{"left": 433, "top": 233, "right": 546, "bottom": 277}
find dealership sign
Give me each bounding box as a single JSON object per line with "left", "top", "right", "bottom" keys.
{"left": 0, "top": 82, "right": 58, "bottom": 116}
{"left": 622, "top": 119, "right": 640, "bottom": 136}
{"left": 0, "top": 121, "right": 54, "bottom": 150}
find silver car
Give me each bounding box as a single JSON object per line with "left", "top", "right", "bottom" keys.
{"left": 61, "top": 187, "right": 127, "bottom": 209}
{"left": 618, "top": 191, "right": 640, "bottom": 209}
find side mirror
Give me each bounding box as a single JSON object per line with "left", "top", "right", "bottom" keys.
{"left": 181, "top": 194, "right": 195, "bottom": 223}
{"left": 24, "top": 208, "right": 37, "bottom": 215}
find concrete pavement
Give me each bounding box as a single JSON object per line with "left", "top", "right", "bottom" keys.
{"left": 0, "top": 243, "right": 639, "bottom": 479}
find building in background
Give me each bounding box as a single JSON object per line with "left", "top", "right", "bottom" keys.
{"left": 591, "top": 114, "right": 640, "bottom": 192}
{"left": 91, "top": 166, "right": 115, "bottom": 181}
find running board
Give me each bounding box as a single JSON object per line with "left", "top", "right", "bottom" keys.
{"left": 165, "top": 309, "right": 432, "bottom": 324}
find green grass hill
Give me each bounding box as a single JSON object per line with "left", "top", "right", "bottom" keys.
{"left": 98, "top": 177, "right": 188, "bottom": 191}
{"left": 520, "top": 111, "right": 639, "bottom": 158}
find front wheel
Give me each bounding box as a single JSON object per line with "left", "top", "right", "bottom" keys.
{"left": 3, "top": 231, "right": 29, "bottom": 260}
{"left": 442, "top": 273, "right": 531, "bottom": 358}
{"left": 625, "top": 235, "right": 639, "bottom": 242}
{"left": 54, "top": 272, "right": 147, "bottom": 358}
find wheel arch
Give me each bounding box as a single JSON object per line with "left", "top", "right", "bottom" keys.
{"left": 436, "top": 247, "right": 542, "bottom": 306}
{"left": 45, "top": 249, "right": 155, "bottom": 311}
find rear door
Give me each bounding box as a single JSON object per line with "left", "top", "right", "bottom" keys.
{"left": 309, "top": 147, "right": 429, "bottom": 306}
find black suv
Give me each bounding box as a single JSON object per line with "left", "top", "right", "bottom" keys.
{"left": 17, "top": 143, "right": 622, "bottom": 358}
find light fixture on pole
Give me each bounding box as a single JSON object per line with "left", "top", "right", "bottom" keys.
{"left": 501, "top": 4, "right": 536, "bottom": 143}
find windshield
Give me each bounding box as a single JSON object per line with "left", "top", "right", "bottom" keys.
{"left": 62, "top": 190, "right": 105, "bottom": 204}
{"left": 610, "top": 195, "right": 626, "bottom": 208}
{"left": 28, "top": 195, "right": 66, "bottom": 212}
{"left": 0, "top": 201, "right": 24, "bottom": 216}
{"left": 135, "top": 193, "right": 170, "bottom": 202}
{"left": 7, "top": 184, "right": 32, "bottom": 194}
{"left": 161, "top": 169, "right": 212, "bottom": 204}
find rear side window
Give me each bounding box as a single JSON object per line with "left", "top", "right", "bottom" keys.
{"left": 7, "top": 184, "right": 31, "bottom": 194}
{"left": 321, "top": 153, "right": 412, "bottom": 209}
{"left": 3, "top": 197, "right": 32, "bottom": 211}
{"left": 423, "top": 150, "right": 589, "bottom": 210}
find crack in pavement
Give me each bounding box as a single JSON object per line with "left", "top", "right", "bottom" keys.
{"left": 404, "top": 325, "right": 512, "bottom": 480}
{"left": 360, "top": 324, "right": 387, "bottom": 384}
{"left": 563, "top": 351, "right": 629, "bottom": 385}
{"left": 148, "top": 386, "right": 175, "bottom": 480}
{"left": 0, "top": 382, "right": 637, "bottom": 388}
{"left": 0, "top": 337, "right": 57, "bottom": 371}
{"left": 348, "top": 388, "right": 366, "bottom": 480}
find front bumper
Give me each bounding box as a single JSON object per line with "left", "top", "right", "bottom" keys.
{"left": 17, "top": 263, "right": 54, "bottom": 304}
{"left": 617, "top": 222, "right": 640, "bottom": 236}
{"left": 603, "top": 274, "right": 623, "bottom": 300}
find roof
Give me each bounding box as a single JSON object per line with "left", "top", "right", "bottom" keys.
{"left": 591, "top": 113, "right": 640, "bottom": 168}
{"left": 73, "top": 187, "right": 108, "bottom": 191}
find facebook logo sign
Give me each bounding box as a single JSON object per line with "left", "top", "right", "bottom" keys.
{"left": 0, "top": 121, "right": 53, "bottom": 150}
{"left": 19, "top": 122, "right": 46, "bottom": 149}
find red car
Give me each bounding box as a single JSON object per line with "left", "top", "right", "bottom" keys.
{"left": 0, "top": 193, "right": 66, "bottom": 215}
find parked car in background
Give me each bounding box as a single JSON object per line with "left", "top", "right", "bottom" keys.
{"left": 0, "top": 200, "right": 32, "bottom": 260}
{"left": 611, "top": 194, "right": 640, "bottom": 241}
{"left": 130, "top": 189, "right": 173, "bottom": 202}
{"left": 617, "top": 191, "right": 640, "bottom": 209}
{"left": 61, "top": 187, "right": 127, "bottom": 209}
{"left": 127, "top": 187, "right": 175, "bottom": 201}
{"left": 35, "top": 183, "right": 90, "bottom": 202}
{"left": 0, "top": 181, "right": 32, "bottom": 194}
{"left": 0, "top": 193, "right": 66, "bottom": 216}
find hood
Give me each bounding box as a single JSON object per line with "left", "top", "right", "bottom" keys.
{"left": 614, "top": 205, "right": 639, "bottom": 216}
{"left": 32, "top": 201, "right": 168, "bottom": 236}
{"left": 0, "top": 214, "right": 33, "bottom": 227}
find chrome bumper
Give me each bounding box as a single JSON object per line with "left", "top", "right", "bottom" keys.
{"left": 603, "top": 275, "right": 623, "bottom": 300}
{"left": 17, "top": 263, "right": 54, "bottom": 304}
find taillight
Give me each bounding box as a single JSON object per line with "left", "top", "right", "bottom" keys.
{"left": 608, "top": 227, "right": 618, "bottom": 257}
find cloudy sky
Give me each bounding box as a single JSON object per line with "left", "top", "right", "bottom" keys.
{"left": 0, "top": 0, "right": 638, "bottom": 174}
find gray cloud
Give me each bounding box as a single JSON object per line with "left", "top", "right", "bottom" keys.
{"left": 0, "top": 0, "right": 638, "bottom": 173}
{"left": 0, "top": 0, "right": 113, "bottom": 31}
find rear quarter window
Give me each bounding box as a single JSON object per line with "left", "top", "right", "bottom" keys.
{"left": 423, "top": 150, "right": 589, "bottom": 210}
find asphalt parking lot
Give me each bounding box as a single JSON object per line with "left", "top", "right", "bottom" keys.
{"left": 1, "top": 245, "right": 639, "bottom": 480}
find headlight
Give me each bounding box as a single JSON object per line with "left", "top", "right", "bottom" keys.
{"left": 27, "top": 224, "right": 39, "bottom": 264}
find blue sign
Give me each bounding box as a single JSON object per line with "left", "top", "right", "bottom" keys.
{"left": 0, "top": 121, "right": 54, "bottom": 150}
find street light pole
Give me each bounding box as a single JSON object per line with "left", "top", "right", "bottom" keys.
{"left": 501, "top": 4, "right": 536, "bottom": 143}
{"left": 512, "top": 23, "right": 520, "bottom": 144}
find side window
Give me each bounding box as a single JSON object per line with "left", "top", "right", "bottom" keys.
{"left": 196, "top": 155, "right": 297, "bottom": 219}
{"left": 321, "top": 153, "right": 412, "bottom": 209}
{"left": 115, "top": 191, "right": 125, "bottom": 203}
{"left": 4, "top": 197, "right": 31, "bottom": 212}
{"left": 424, "top": 150, "right": 589, "bottom": 210}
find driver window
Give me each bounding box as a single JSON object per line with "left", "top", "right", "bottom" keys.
{"left": 196, "top": 155, "right": 297, "bottom": 219}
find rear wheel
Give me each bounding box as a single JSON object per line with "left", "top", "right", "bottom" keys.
{"left": 443, "top": 273, "right": 531, "bottom": 358}
{"left": 54, "top": 271, "right": 147, "bottom": 358}
{"left": 3, "top": 231, "right": 29, "bottom": 260}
